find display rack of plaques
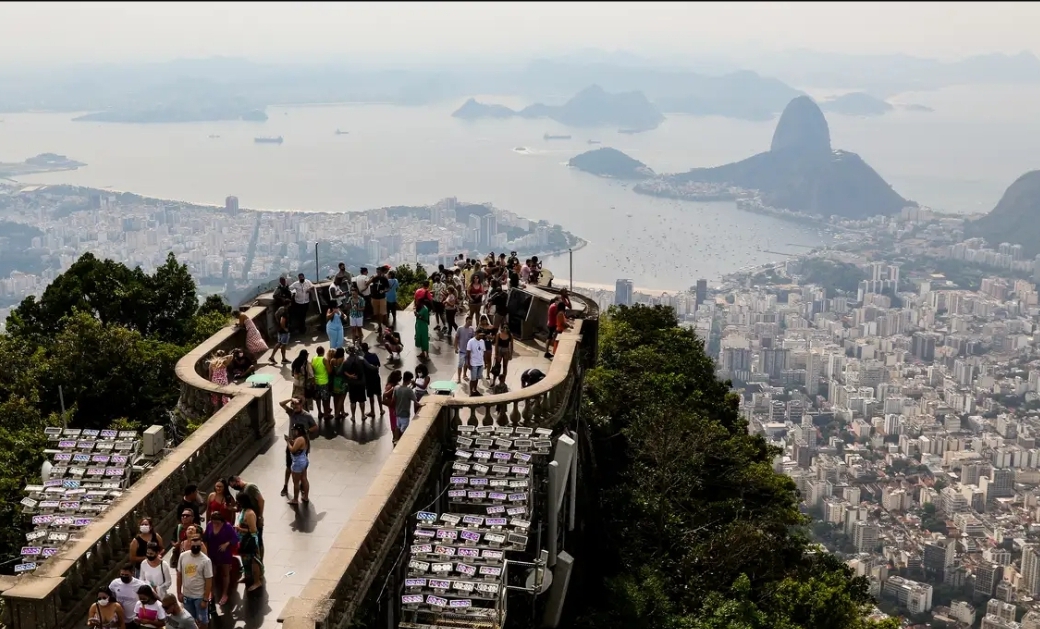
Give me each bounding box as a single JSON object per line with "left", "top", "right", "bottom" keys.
{"left": 15, "top": 426, "right": 145, "bottom": 574}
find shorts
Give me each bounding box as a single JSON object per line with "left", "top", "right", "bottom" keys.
{"left": 291, "top": 454, "right": 309, "bottom": 474}
{"left": 371, "top": 298, "right": 387, "bottom": 316}
{"left": 388, "top": 300, "right": 398, "bottom": 313}
{"left": 397, "top": 415, "right": 411, "bottom": 434}
{"left": 470, "top": 365, "right": 484, "bottom": 381}
{"left": 432, "top": 300, "right": 444, "bottom": 314}
{"left": 348, "top": 386, "right": 367, "bottom": 404}
{"left": 184, "top": 597, "right": 209, "bottom": 625}
{"left": 277, "top": 332, "right": 290, "bottom": 345}
{"left": 350, "top": 316, "right": 364, "bottom": 328}
{"left": 457, "top": 351, "right": 468, "bottom": 369}
{"left": 316, "top": 384, "right": 330, "bottom": 401}
{"left": 497, "top": 347, "right": 512, "bottom": 361}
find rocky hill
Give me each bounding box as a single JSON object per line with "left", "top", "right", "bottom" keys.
{"left": 568, "top": 147, "right": 654, "bottom": 179}
{"left": 669, "top": 96, "right": 911, "bottom": 219}
{"left": 452, "top": 85, "right": 665, "bottom": 132}
{"left": 967, "top": 170, "right": 1040, "bottom": 256}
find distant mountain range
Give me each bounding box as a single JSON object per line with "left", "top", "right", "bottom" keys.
{"left": 665, "top": 96, "right": 912, "bottom": 219}
{"left": 453, "top": 85, "right": 666, "bottom": 131}
{"left": 967, "top": 171, "right": 1040, "bottom": 257}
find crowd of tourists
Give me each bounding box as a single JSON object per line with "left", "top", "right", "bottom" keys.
{"left": 89, "top": 478, "right": 265, "bottom": 628}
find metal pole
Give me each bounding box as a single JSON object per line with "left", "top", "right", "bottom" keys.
{"left": 314, "top": 242, "right": 319, "bottom": 280}
{"left": 569, "top": 248, "right": 573, "bottom": 292}
{"left": 59, "top": 386, "right": 67, "bottom": 428}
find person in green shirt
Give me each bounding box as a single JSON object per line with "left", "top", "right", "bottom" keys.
{"left": 311, "top": 346, "right": 331, "bottom": 419}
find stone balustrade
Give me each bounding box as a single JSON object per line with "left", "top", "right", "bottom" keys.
{"left": 280, "top": 317, "right": 588, "bottom": 629}
{"left": 1, "top": 307, "right": 277, "bottom": 629}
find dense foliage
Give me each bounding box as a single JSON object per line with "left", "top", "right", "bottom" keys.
{"left": 0, "top": 252, "right": 230, "bottom": 565}
{"left": 798, "top": 258, "right": 867, "bottom": 297}
{"left": 574, "top": 305, "right": 896, "bottom": 629}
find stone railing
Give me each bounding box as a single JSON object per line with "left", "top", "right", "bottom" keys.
{"left": 2, "top": 308, "right": 277, "bottom": 629}
{"left": 280, "top": 316, "right": 589, "bottom": 629}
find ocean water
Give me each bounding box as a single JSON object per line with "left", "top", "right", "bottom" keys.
{"left": 2, "top": 83, "right": 1038, "bottom": 290}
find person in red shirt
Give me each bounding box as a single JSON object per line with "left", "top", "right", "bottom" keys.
{"left": 553, "top": 305, "right": 571, "bottom": 356}
{"left": 414, "top": 280, "right": 431, "bottom": 308}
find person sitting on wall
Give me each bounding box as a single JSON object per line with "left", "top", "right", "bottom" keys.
{"left": 227, "top": 349, "right": 257, "bottom": 381}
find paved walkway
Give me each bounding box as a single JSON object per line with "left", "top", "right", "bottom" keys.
{"left": 205, "top": 309, "right": 550, "bottom": 628}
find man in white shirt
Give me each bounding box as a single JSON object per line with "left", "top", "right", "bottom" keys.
{"left": 288, "top": 273, "right": 314, "bottom": 334}
{"left": 355, "top": 267, "right": 372, "bottom": 322}
{"left": 465, "top": 330, "right": 487, "bottom": 396}
{"left": 110, "top": 564, "right": 150, "bottom": 617}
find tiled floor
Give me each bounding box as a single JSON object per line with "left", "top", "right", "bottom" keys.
{"left": 203, "top": 309, "right": 551, "bottom": 628}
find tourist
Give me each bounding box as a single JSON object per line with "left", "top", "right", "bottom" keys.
{"left": 520, "top": 259, "right": 532, "bottom": 285}
{"left": 266, "top": 302, "right": 290, "bottom": 365}
{"left": 205, "top": 479, "right": 236, "bottom": 525}
{"left": 454, "top": 315, "right": 475, "bottom": 383}
{"left": 544, "top": 297, "right": 560, "bottom": 359}
{"left": 466, "top": 328, "right": 487, "bottom": 396}
{"left": 139, "top": 542, "right": 172, "bottom": 600}
{"left": 273, "top": 276, "right": 292, "bottom": 311}
{"left": 414, "top": 298, "right": 431, "bottom": 361}
{"left": 226, "top": 349, "right": 256, "bottom": 381}
{"left": 477, "top": 315, "right": 496, "bottom": 372}
{"left": 87, "top": 585, "right": 127, "bottom": 629}
{"left": 110, "top": 565, "right": 149, "bottom": 622}
{"left": 467, "top": 273, "right": 485, "bottom": 314}
{"left": 227, "top": 476, "right": 265, "bottom": 558}
{"left": 286, "top": 423, "right": 311, "bottom": 505}
{"left": 369, "top": 266, "right": 390, "bottom": 335}
{"left": 520, "top": 368, "right": 546, "bottom": 389}
{"left": 133, "top": 585, "right": 166, "bottom": 629}
{"left": 413, "top": 364, "right": 430, "bottom": 402}
{"left": 383, "top": 369, "right": 403, "bottom": 443}
{"left": 431, "top": 272, "right": 447, "bottom": 333}
{"left": 508, "top": 261, "right": 521, "bottom": 289}
{"left": 129, "top": 516, "right": 164, "bottom": 576}
{"left": 487, "top": 280, "right": 508, "bottom": 329}
{"left": 311, "top": 346, "right": 332, "bottom": 419}
{"left": 167, "top": 509, "right": 196, "bottom": 566}
{"left": 234, "top": 493, "right": 264, "bottom": 592}
{"left": 346, "top": 285, "right": 365, "bottom": 346}
{"left": 291, "top": 349, "right": 315, "bottom": 411}
{"left": 178, "top": 485, "right": 204, "bottom": 525}
{"left": 552, "top": 297, "right": 572, "bottom": 356}
{"left": 233, "top": 311, "right": 269, "bottom": 360}
{"left": 329, "top": 347, "right": 348, "bottom": 420}
{"left": 443, "top": 285, "right": 459, "bottom": 335}
{"left": 381, "top": 327, "right": 403, "bottom": 363}
{"left": 176, "top": 531, "right": 213, "bottom": 629}
{"left": 288, "top": 273, "right": 314, "bottom": 335}
{"left": 355, "top": 267, "right": 372, "bottom": 322}
{"left": 333, "top": 262, "right": 351, "bottom": 286}
{"left": 175, "top": 525, "right": 207, "bottom": 558}
{"left": 393, "top": 371, "right": 421, "bottom": 444}
{"left": 385, "top": 269, "right": 400, "bottom": 328}
{"left": 362, "top": 343, "right": 384, "bottom": 417}
{"left": 325, "top": 304, "right": 346, "bottom": 351}
{"left": 278, "top": 397, "right": 318, "bottom": 497}
{"left": 343, "top": 346, "right": 368, "bottom": 421}
{"left": 413, "top": 279, "right": 431, "bottom": 310}
{"left": 202, "top": 511, "right": 237, "bottom": 606}
{"left": 161, "top": 595, "right": 199, "bottom": 629}
{"left": 206, "top": 351, "right": 231, "bottom": 408}
{"left": 492, "top": 324, "right": 514, "bottom": 388}
{"left": 328, "top": 276, "right": 346, "bottom": 310}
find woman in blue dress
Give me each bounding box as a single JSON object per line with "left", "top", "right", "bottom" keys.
{"left": 326, "top": 305, "right": 345, "bottom": 350}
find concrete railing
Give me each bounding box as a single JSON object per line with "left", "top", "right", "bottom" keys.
{"left": 1, "top": 309, "right": 277, "bottom": 629}
{"left": 279, "top": 317, "right": 588, "bottom": 629}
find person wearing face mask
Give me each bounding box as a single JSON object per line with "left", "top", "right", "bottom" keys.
{"left": 110, "top": 564, "right": 149, "bottom": 623}
{"left": 133, "top": 585, "right": 166, "bottom": 629}
{"left": 129, "top": 517, "right": 164, "bottom": 576}
{"left": 88, "top": 585, "right": 127, "bottom": 629}
{"left": 176, "top": 535, "right": 214, "bottom": 629}
{"left": 138, "top": 542, "right": 172, "bottom": 600}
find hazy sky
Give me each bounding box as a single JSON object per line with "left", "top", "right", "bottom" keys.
{"left": 2, "top": 1, "right": 1038, "bottom": 65}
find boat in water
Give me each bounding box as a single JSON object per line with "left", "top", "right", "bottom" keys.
{"left": 543, "top": 133, "right": 572, "bottom": 140}
{"left": 255, "top": 136, "right": 283, "bottom": 144}
{"left": 335, "top": 129, "right": 349, "bottom": 135}
{"left": 587, "top": 139, "right": 601, "bottom": 144}
{"left": 209, "top": 134, "right": 221, "bottom": 139}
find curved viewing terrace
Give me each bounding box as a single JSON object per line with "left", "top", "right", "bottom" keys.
{"left": 1, "top": 282, "right": 596, "bottom": 629}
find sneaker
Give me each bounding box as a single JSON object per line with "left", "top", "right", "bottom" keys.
{"left": 280, "top": 486, "right": 288, "bottom": 497}
{"left": 543, "top": 352, "right": 552, "bottom": 359}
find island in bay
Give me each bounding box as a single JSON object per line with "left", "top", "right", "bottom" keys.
{"left": 568, "top": 147, "right": 654, "bottom": 180}
{"left": 452, "top": 85, "right": 665, "bottom": 132}
{"left": 623, "top": 96, "right": 913, "bottom": 220}
{"left": 0, "top": 153, "right": 86, "bottom": 179}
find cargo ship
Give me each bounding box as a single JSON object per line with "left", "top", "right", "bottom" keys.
{"left": 335, "top": 129, "right": 350, "bottom": 135}
{"left": 543, "top": 133, "right": 572, "bottom": 140}
{"left": 254, "top": 136, "right": 283, "bottom": 144}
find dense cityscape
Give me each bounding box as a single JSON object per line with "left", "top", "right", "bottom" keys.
{"left": 597, "top": 206, "right": 1040, "bottom": 629}
{"left": 0, "top": 183, "right": 579, "bottom": 322}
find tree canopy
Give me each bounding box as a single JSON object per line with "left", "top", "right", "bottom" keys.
{"left": 0, "top": 252, "right": 230, "bottom": 563}
{"left": 573, "top": 304, "right": 896, "bottom": 629}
